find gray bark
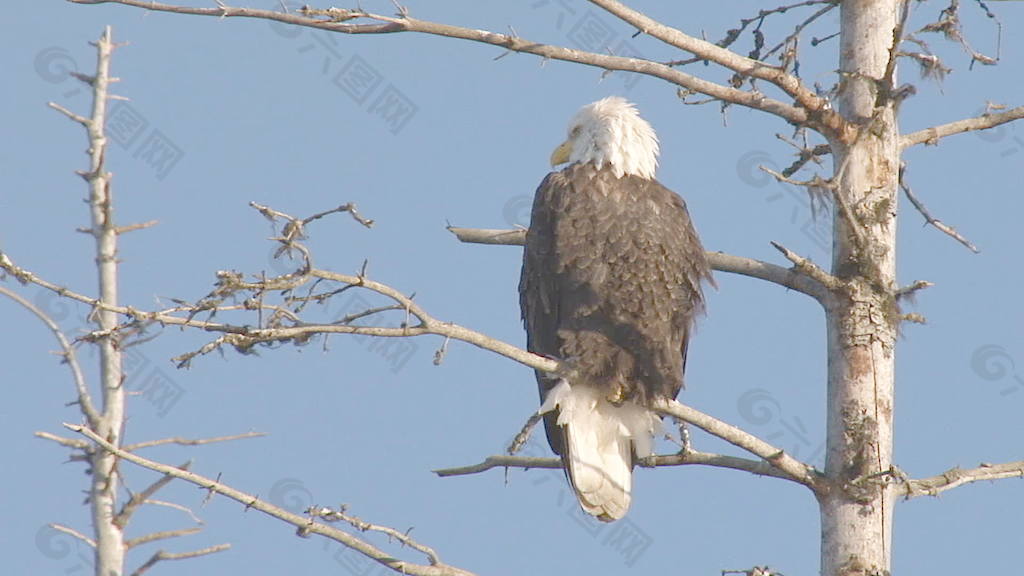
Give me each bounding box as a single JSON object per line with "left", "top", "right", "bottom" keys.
{"left": 820, "top": 2, "right": 902, "bottom": 575}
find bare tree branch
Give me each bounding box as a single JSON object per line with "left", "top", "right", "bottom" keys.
{"left": 761, "top": 1, "right": 838, "bottom": 66}
{"left": 47, "top": 101, "right": 90, "bottom": 126}
{"left": 35, "top": 431, "right": 91, "bottom": 450}
{"left": 665, "top": 0, "right": 837, "bottom": 67}
{"left": 48, "top": 523, "right": 97, "bottom": 549}
{"left": 309, "top": 506, "right": 443, "bottom": 567}
{"left": 900, "top": 105, "right": 1024, "bottom": 149}
{"left": 126, "top": 527, "right": 202, "bottom": 549}
{"left": 145, "top": 500, "right": 204, "bottom": 524}
{"left": 709, "top": 250, "right": 832, "bottom": 302}
{"left": 66, "top": 423, "right": 476, "bottom": 576}
{"left": 653, "top": 399, "right": 824, "bottom": 493}
{"left": 895, "top": 280, "right": 933, "bottom": 301}
{"left": 447, "top": 226, "right": 834, "bottom": 302}
{"left": 722, "top": 566, "right": 780, "bottom": 576}
{"left": 588, "top": 0, "right": 850, "bottom": 139}
{"left": 251, "top": 201, "right": 374, "bottom": 232}
{"left": 116, "top": 461, "right": 192, "bottom": 528}
{"left": 111, "top": 220, "right": 159, "bottom": 235}
{"left": 0, "top": 286, "right": 100, "bottom": 427}
{"left": 770, "top": 241, "right": 842, "bottom": 291}
{"left": 445, "top": 226, "right": 527, "bottom": 246}
{"left": 434, "top": 450, "right": 797, "bottom": 483}
{"left": 130, "top": 544, "right": 231, "bottom": 576}
{"left": 914, "top": 0, "right": 1001, "bottom": 69}
{"left": 432, "top": 381, "right": 822, "bottom": 488}
{"left": 899, "top": 163, "right": 979, "bottom": 253}
{"left": 777, "top": 139, "right": 832, "bottom": 178}
{"left": 760, "top": 164, "right": 833, "bottom": 190}
{"left": 67, "top": 0, "right": 820, "bottom": 128}
{"left": 446, "top": 226, "right": 527, "bottom": 245}
{"left": 438, "top": 392, "right": 824, "bottom": 490}
{"left": 434, "top": 455, "right": 562, "bottom": 476}
{"left": 901, "top": 461, "right": 1024, "bottom": 500}
{"left": 0, "top": 250, "right": 561, "bottom": 375}
{"left": 122, "top": 432, "right": 266, "bottom": 452}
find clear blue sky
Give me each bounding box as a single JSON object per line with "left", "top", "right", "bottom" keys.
{"left": 3, "top": 2, "right": 1022, "bottom": 575}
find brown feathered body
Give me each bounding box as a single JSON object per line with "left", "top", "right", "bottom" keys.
{"left": 519, "top": 162, "right": 711, "bottom": 520}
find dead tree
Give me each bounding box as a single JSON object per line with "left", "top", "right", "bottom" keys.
{"left": 7, "top": 2, "right": 1024, "bottom": 575}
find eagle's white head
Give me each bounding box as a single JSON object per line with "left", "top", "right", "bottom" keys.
{"left": 550, "top": 96, "right": 660, "bottom": 180}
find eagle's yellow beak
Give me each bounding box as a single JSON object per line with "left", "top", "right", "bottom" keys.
{"left": 550, "top": 140, "right": 573, "bottom": 167}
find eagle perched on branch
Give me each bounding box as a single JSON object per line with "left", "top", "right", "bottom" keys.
{"left": 520, "top": 97, "right": 712, "bottom": 521}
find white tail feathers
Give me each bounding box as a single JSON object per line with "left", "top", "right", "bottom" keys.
{"left": 539, "top": 379, "right": 661, "bottom": 522}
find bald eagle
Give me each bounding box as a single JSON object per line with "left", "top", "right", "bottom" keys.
{"left": 519, "top": 97, "right": 712, "bottom": 522}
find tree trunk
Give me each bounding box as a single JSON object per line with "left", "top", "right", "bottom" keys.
{"left": 86, "top": 27, "right": 128, "bottom": 576}
{"left": 821, "top": 2, "right": 901, "bottom": 575}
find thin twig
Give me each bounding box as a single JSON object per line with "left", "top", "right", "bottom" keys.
{"left": 666, "top": 0, "right": 837, "bottom": 67}
{"left": 48, "top": 523, "right": 97, "bottom": 549}
{"left": 122, "top": 432, "right": 265, "bottom": 452}
{"left": 760, "top": 165, "right": 834, "bottom": 190}
{"left": 761, "top": 2, "right": 839, "bottom": 64}
{"left": 35, "top": 431, "right": 90, "bottom": 450}
{"left": 145, "top": 499, "right": 204, "bottom": 524}
{"left": 126, "top": 527, "right": 202, "bottom": 549}
{"left": 899, "top": 163, "right": 979, "bottom": 253}
{"left": 0, "top": 286, "right": 100, "bottom": 427}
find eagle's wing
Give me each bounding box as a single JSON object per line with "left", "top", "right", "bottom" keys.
{"left": 648, "top": 178, "right": 715, "bottom": 400}
{"left": 519, "top": 171, "right": 569, "bottom": 455}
